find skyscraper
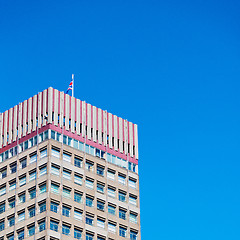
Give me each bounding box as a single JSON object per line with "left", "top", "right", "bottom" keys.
{"left": 0, "top": 87, "right": 140, "bottom": 240}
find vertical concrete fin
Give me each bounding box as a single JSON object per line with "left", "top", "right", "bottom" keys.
{"left": 71, "top": 96, "right": 75, "bottom": 133}
{"left": 22, "top": 100, "right": 27, "bottom": 136}
{"left": 134, "top": 124, "right": 139, "bottom": 159}
{"left": 13, "top": 105, "right": 18, "bottom": 141}
{"left": 76, "top": 99, "right": 81, "bottom": 135}
{"left": 8, "top": 108, "right": 13, "bottom": 144}
{"left": 65, "top": 94, "right": 70, "bottom": 131}
{"left": 93, "top": 106, "right": 97, "bottom": 142}
{"left": 28, "top": 98, "right": 32, "bottom": 134}
{"left": 32, "top": 95, "right": 37, "bottom": 132}
{"left": 114, "top": 115, "right": 118, "bottom": 151}
{"left": 98, "top": 108, "right": 102, "bottom": 144}
{"left": 119, "top": 117, "right": 123, "bottom": 153}
{"left": 54, "top": 89, "right": 59, "bottom": 126}
{"left": 108, "top": 113, "right": 113, "bottom": 149}
{"left": 48, "top": 87, "right": 53, "bottom": 124}
{"left": 129, "top": 122, "right": 134, "bottom": 157}
{"left": 42, "top": 89, "right": 47, "bottom": 126}
{"left": 87, "top": 103, "right": 91, "bottom": 140}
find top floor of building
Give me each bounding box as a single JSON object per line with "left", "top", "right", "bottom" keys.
{"left": 0, "top": 87, "right": 139, "bottom": 164}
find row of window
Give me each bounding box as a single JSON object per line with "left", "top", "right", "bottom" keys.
{"left": 50, "top": 199, "right": 138, "bottom": 224}
{"left": 0, "top": 129, "right": 137, "bottom": 172}
{"left": 0, "top": 219, "right": 137, "bottom": 240}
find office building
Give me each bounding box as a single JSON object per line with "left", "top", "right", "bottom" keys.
{"left": 0, "top": 87, "right": 140, "bottom": 240}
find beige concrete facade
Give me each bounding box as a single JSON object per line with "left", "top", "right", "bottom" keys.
{"left": 0, "top": 87, "right": 141, "bottom": 240}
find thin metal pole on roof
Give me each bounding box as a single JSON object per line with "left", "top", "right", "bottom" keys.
{"left": 72, "top": 74, "right": 74, "bottom": 98}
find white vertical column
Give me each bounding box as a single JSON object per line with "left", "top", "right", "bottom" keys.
{"left": 22, "top": 100, "right": 27, "bottom": 136}
{"left": 103, "top": 111, "right": 107, "bottom": 146}
{"left": 42, "top": 90, "right": 47, "bottom": 126}
{"left": 28, "top": 98, "right": 32, "bottom": 134}
{"left": 0, "top": 113, "right": 3, "bottom": 147}
{"left": 13, "top": 105, "right": 18, "bottom": 141}
{"left": 134, "top": 124, "right": 139, "bottom": 159}
{"left": 48, "top": 87, "right": 53, "bottom": 124}
{"left": 129, "top": 122, "right": 134, "bottom": 157}
{"left": 98, "top": 108, "right": 102, "bottom": 144}
{"left": 8, "top": 108, "right": 13, "bottom": 144}
{"left": 65, "top": 94, "right": 70, "bottom": 130}
{"left": 18, "top": 103, "right": 23, "bottom": 136}
{"left": 93, "top": 106, "right": 97, "bottom": 142}
{"left": 119, "top": 117, "right": 123, "bottom": 153}
{"left": 124, "top": 120, "right": 128, "bottom": 155}
{"left": 87, "top": 104, "right": 91, "bottom": 140}
{"left": 71, "top": 97, "right": 75, "bottom": 133}
{"left": 113, "top": 115, "right": 118, "bottom": 151}
{"left": 59, "top": 92, "right": 64, "bottom": 128}
{"left": 76, "top": 99, "right": 81, "bottom": 135}
{"left": 3, "top": 111, "right": 8, "bottom": 146}
{"left": 54, "top": 89, "right": 59, "bottom": 126}
{"left": 38, "top": 92, "right": 42, "bottom": 128}
{"left": 32, "top": 95, "right": 37, "bottom": 131}
{"left": 108, "top": 113, "right": 113, "bottom": 149}
{"left": 82, "top": 101, "right": 86, "bottom": 137}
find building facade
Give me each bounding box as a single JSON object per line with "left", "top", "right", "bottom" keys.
{"left": 0, "top": 87, "right": 140, "bottom": 240}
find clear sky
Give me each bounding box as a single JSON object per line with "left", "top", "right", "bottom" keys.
{"left": 0, "top": 0, "right": 240, "bottom": 239}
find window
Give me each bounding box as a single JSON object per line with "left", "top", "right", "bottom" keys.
{"left": 74, "top": 228, "right": 82, "bottom": 239}
{"left": 51, "top": 148, "right": 59, "bottom": 158}
{"left": 129, "top": 195, "right": 137, "bottom": 206}
{"left": 29, "top": 206, "right": 36, "bottom": 218}
{"left": 97, "top": 200, "right": 104, "bottom": 211}
{"left": 85, "top": 161, "right": 94, "bottom": 172}
{"left": 74, "top": 174, "right": 82, "bottom": 185}
{"left": 118, "top": 174, "right": 126, "bottom": 185}
{"left": 86, "top": 215, "right": 93, "bottom": 225}
{"left": 39, "top": 220, "right": 46, "bottom": 232}
{"left": 1, "top": 169, "right": 7, "bottom": 178}
{"left": 50, "top": 202, "right": 59, "bottom": 213}
{"left": 97, "top": 218, "right": 105, "bottom": 228}
{"left": 39, "top": 202, "right": 46, "bottom": 213}
{"left": 18, "top": 211, "right": 25, "bottom": 222}
{"left": 9, "top": 199, "right": 15, "bottom": 208}
{"left": 86, "top": 233, "right": 94, "bottom": 240}
{"left": 0, "top": 203, "right": 5, "bottom": 214}
{"left": 108, "top": 205, "right": 116, "bottom": 215}
{"left": 8, "top": 216, "right": 15, "bottom": 227}
{"left": 39, "top": 183, "right": 46, "bottom": 194}
{"left": 108, "top": 222, "right": 116, "bottom": 233}
{"left": 119, "top": 192, "right": 126, "bottom": 202}
{"left": 51, "top": 165, "right": 60, "bottom": 176}
{"left": 97, "top": 165, "right": 104, "bottom": 176}
{"left": 97, "top": 183, "right": 104, "bottom": 193}
{"left": 29, "top": 171, "right": 36, "bottom": 181}
{"left": 19, "top": 193, "right": 26, "bottom": 203}
{"left": 62, "top": 224, "right": 70, "bottom": 235}
{"left": 63, "top": 169, "right": 71, "bottom": 180}
{"left": 108, "top": 187, "right": 115, "bottom": 198}
{"left": 129, "top": 178, "right": 137, "bottom": 189}
{"left": 97, "top": 237, "right": 105, "bottom": 240}
{"left": 74, "top": 209, "right": 82, "bottom": 221}
{"left": 19, "top": 176, "right": 26, "bottom": 186}
{"left": 18, "top": 229, "right": 24, "bottom": 240}
{"left": 7, "top": 234, "right": 14, "bottom": 240}
{"left": 130, "top": 231, "right": 138, "bottom": 240}
{"left": 86, "top": 179, "right": 94, "bottom": 189}
{"left": 119, "top": 227, "right": 127, "bottom": 237}
{"left": 51, "top": 183, "right": 59, "bottom": 194}
{"left": 0, "top": 220, "right": 4, "bottom": 231}
{"left": 74, "top": 192, "right": 82, "bottom": 203}
{"left": 63, "top": 152, "right": 71, "bottom": 162}
{"left": 9, "top": 181, "right": 16, "bottom": 191}
{"left": 63, "top": 187, "right": 71, "bottom": 198}
{"left": 0, "top": 185, "right": 6, "bottom": 196}
{"left": 10, "top": 162, "right": 17, "bottom": 173}
{"left": 50, "top": 220, "right": 58, "bottom": 232}
{"left": 62, "top": 206, "right": 70, "bottom": 217}
{"left": 28, "top": 225, "right": 35, "bottom": 236}
{"left": 29, "top": 188, "right": 36, "bottom": 199}
{"left": 39, "top": 166, "right": 47, "bottom": 176}
{"left": 30, "top": 154, "right": 37, "bottom": 164}
{"left": 130, "top": 213, "right": 137, "bottom": 224}
{"left": 74, "top": 158, "right": 82, "bottom": 168}
{"left": 40, "top": 149, "right": 47, "bottom": 158}
{"left": 119, "top": 209, "right": 126, "bottom": 220}
{"left": 107, "top": 170, "right": 115, "bottom": 180}
{"left": 20, "top": 158, "right": 27, "bottom": 169}
{"left": 86, "top": 197, "right": 93, "bottom": 207}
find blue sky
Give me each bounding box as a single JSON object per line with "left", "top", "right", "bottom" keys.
{"left": 1, "top": 0, "right": 240, "bottom": 239}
